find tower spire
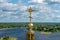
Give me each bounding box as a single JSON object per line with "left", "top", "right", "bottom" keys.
{"left": 27, "top": 7, "right": 34, "bottom": 29}
{"left": 26, "top": 7, "right": 34, "bottom": 40}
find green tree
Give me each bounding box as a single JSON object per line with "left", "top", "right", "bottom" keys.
{"left": 3, "top": 34, "right": 9, "bottom": 40}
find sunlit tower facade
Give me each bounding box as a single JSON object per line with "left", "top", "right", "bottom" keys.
{"left": 26, "top": 7, "right": 34, "bottom": 40}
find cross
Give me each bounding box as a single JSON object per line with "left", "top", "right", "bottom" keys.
{"left": 28, "top": 7, "right": 33, "bottom": 13}
{"left": 27, "top": 7, "right": 34, "bottom": 24}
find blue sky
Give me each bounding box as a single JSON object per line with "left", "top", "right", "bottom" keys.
{"left": 9, "top": 0, "right": 18, "bottom": 4}
{"left": 0, "top": 0, "right": 60, "bottom": 23}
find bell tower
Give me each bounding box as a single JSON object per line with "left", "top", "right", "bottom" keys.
{"left": 26, "top": 7, "right": 34, "bottom": 40}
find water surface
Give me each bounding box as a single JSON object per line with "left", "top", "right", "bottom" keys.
{"left": 0, "top": 28, "right": 60, "bottom": 40}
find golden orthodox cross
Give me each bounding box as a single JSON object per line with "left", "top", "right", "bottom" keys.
{"left": 27, "top": 7, "right": 34, "bottom": 24}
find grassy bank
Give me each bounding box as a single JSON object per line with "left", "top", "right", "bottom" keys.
{"left": 35, "top": 31, "right": 52, "bottom": 34}
{"left": 0, "top": 27, "right": 19, "bottom": 30}
{"left": 0, "top": 38, "right": 17, "bottom": 40}
{"left": 40, "top": 31, "right": 52, "bottom": 34}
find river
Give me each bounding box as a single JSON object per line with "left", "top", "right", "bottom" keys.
{"left": 0, "top": 28, "right": 60, "bottom": 40}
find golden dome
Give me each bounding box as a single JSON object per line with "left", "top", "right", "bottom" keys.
{"left": 28, "top": 23, "right": 33, "bottom": 29}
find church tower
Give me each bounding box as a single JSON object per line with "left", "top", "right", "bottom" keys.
{"left": 26, "top": 7, "right": 34, "bottom": 40}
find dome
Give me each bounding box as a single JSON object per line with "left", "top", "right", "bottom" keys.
{"left": 28, "top": 23, "right": 33, "bottom": 29}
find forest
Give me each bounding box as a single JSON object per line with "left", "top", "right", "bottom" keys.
{"left": 0, "top": 23, "right": 60, "bottom": 32}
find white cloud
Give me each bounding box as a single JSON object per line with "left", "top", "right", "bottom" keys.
{"left": 0, "top": 0, "right": 18, "bottom": 10}
{"left": 28, "top": 0, "right": 45, "bottom": 4}
{"left": 13, "top": 16, "right": 19, "bottom": 18}
{"left": 26, "top": 4, "right": 60, "bottom": 22}
{"left": 0, "top": 0, "right": 60, "bottom": 22}
{"left": 0, "top": 3, "right": 18, "bottom": 10}
{"left": 55, "top": 16, "right": 60, "bottom": 18}
{"left": 54, "top": 10, "right": 60, "bottom": 12}
{"left": 19, "top": 5, "right": 27, "bottom": 11}
{"left": 51, "top": 0, "right": 60, "bottom": 2}
{"left": 4, "top": 12, "right": 15, "bottom": 15}
{"left": 0, "top": 0, "right": 8, "bottom": 2}
{"left": 0, "top": 2, "right": 19, "bottom": 20}
{"left": 32, "top": 0, "right": 44, "bottom": 3}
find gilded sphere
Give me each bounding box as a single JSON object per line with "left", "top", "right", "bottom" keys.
{"left": 28, "top": 23, "right": 33, "bottom": 27}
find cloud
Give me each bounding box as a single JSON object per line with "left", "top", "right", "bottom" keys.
{"left": 54, "top": 10, "right": 60, "bottom": 13}
{"left": 45, "top": 0, "right": 60, "bottom": 5}
{"left": 30, "top": 0, "right": 44, "bottom": 3}
{"left": 0, "top": 1, "right": 19, "bottom": 21}
{"left": 0, "top": 3, "right": 18, "bottom": 10}
{"left": 56, "top": 16, "right": 60, "bottom": 18}
{"left": 0, "top": 0, "right": 60, "bottom": 22}
{"left": 51, "top": 0, "right": 60, "bottom": 2}
{"left": 25, "top": 3, "right": 60, "bottom": 22}
{"left": 0, "top": 2, "right": 29, "bottom": 22}
{"left": 18, "top": 1, "right": 60, "bottom": 22}
{"left": 19, "top": 5, "right": 27, "bottom": 11}
{"left": 0, "top": 0, "right": 8, "bottom": 2}
{"left": 28, "top": 0, "right": 46, "bottom": 4}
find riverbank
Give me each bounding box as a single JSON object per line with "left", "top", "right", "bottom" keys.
{"left": 0, "top": 27, "right": 19, "bottom": 30}
{"left": 35, "top": 31, "right": 52, "bottom": 34}
{"left": 40, "top": 31, "right": 52, "bottom": 34}
{"left": 0, "top": 38, "right": 17, "bottom": 40}
{"left": 0, "top": 27, "right": 26, "bottom": 30}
